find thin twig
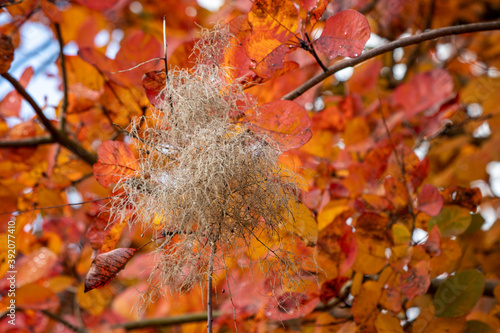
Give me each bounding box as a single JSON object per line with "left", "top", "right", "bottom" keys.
{"left": 0, "top": 195, "right": 124, "bottom": 216}
{"left": 379, "top": 102, "right": 417, "bottom": 243}
{"left": 207, "top": 242, "right": 216, "bottom": 333}
{"left": 112, "top": 311, "right": 222, "bottom": 330}
{"left": 1, "top": 73, "right": 98, "bottom": 165}
{"left": 111, "top": 58, "right": 164, "bottom": 74}
{"left": 282, "top": 21, "right": 500, "bottom": 101}
{"left": 41, "top": 310, "right": 87, "bottom": 333}
{"left": 0, "top": 136, "right": 54, "bottom": 147}
{"left": 163, "top": 15, "right": 169, "bottom": 84}
{"left": 54, "top": 23, "right": 69, "bottom": 132}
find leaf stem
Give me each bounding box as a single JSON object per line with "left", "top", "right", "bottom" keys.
{"left": 282, "top": 20, "right": 500, "bottom": 101}
{"left": 305, "top": 33, "right": 328, "bottom": 72}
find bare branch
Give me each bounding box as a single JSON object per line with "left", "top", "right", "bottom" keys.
{"left": 282, "top": 21, "right": 500, "bottom": 101}
{"left": 0, "top": 136, "right": 54, "bottom": 147}
{"left": 111, "top": 311, "right": 222, "bottom": 330}
{"left": 54, "top": 23, "right": 69, "bottom": 132}
{"left": 1, "top": 72, "right": 97, "bottom": 165}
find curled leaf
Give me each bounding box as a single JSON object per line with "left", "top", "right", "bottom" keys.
{"left": 84, "top": 248, "right": 138, "bottom": 292}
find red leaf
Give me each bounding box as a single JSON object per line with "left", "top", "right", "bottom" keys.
{"left": 84, "top": 248, "right": 138, "bottom": 292}
{"left": 320, "top": 276, "right": 350, "bottom": 304}
{"left": 142, "top": 70, "right": 166, "bottom": 108}
{"left": 243, "top": 100, "right": 312, "bottom": 151}
{"left": 265, "top": 292, "right": 320, "bottom": 321}
{"left": 0, "top": 67, "right": 34, "bottom": 117}
{"left": 424, "top": 225, "right": 441, "bottom": 256}
{"left": 392, "top": 69, "right": 454, "bottom": 118}
{"left": 399, "top": 260, "right": 431, "bottom": 300}
{"left": 74, "top": 0, "right": 118, "bottom": 11}
{"left": 315, "top": 10, "right": 371, "bottom": 59}
{"left": 418, "top": 184, "right": 444, "bottom": 216}
{"left": 93, "top": 141, "right": 140, "bottom": 188}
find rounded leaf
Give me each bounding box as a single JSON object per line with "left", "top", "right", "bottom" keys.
{"left": 428, "top": 205, "right": 472, "bottom": 237}
{"left": 434, "top": 269, "right": 485, "bottom": 318}
{"left": 315, "top": 9, "right": 370, "bottom": 59}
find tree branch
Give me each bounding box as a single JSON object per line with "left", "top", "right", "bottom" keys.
{"left": 54, "top": 23, "right": 69, "bottom": 132}
{"left": 1, "top": 72, "right": 97, "bottom": 165}
{"left": 40, "top": 310, "right": 87, "bottom": 333}
{"left": 282, "top": 20, "right": 500, "bottom": 101}
{"left": 0, "top": 136, "right": 54, "bottom": 147}
{"left": 112, "top": 311, "right": 222, "bottom": 330}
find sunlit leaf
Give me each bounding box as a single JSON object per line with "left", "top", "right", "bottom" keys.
{"left": 352, "top": 281, "right": 381, "bottom": 330}
{"left": 93, "top": 141, "right": 140, "bottom": 188}
{"left": 142, "top": 70, "right": 166, "bottom": 108}
{"left": 284, "top": 200, "right": 318, "bottom": 246}
{"left": 315, "top": 10, "right": 371, "bottom": 59}
{"left": 0, "top": 67, "right": 33, "bottom": 117}
{"left": 428, "top": 205, "right": 472, "bottom": 237}
{"left": 16, "top": 247, "right": 58, "bottom": 288}
{"left": 243, "top": 100, "right": 312, "bottom": 150}
{"left": 84, "top": 248, "right": 138, "bottom": 292}
{"left": 434, "top": 270, "right": 484, "bottom": 318}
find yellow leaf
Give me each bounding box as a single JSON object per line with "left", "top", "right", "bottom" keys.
{"left": 284, "top": 200, "right": 318, "bottom": 246}
{"left": 76, "top": 283, "right": 113, "bottom": 316}
{"left": 375, "top": 313, "right": 403, "bottom": 333}
{"left": 317, "top": 199, "right": 350, "bottom": 231}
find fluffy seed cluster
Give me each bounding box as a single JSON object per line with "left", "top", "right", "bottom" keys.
{"left": 110, "top": 25, "right": 307, "bottom": 307}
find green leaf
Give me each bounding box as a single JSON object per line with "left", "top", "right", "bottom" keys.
{"left": 434, "top": 270, "right": 485, "bottom": 318}
{"left": 428, "top": 205, "right": 471, "bottom": 237}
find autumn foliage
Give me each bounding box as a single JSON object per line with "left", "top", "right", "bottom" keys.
{"left": 1, "top": 0, "right": 500, "bottom": 332}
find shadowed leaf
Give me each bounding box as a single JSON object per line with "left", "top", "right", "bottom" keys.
{"left": 0, "top": 34, "right": 14, "bottom": 74}
{"left": 434, "top": 270, "right": 484, "bottom": 318}
{"left": 429, "top": 205, "right": 471, "bottom": 237}
{"left": 84, "top": 248, "right": 138, "bottom": 292}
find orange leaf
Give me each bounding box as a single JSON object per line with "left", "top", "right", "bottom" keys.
{"left": 352, "top": 281, "right": 381, "bottom": 327}
{"left": 315, "top": 10, "right": 371, "bottom": 59}
{"left": 440, "top": 186, "right": 482, "bottom": 212}
{"left": 243, "top": 100, "right": 312, "bottom": 151}
{"left": 16, "top": 283, "right": 59, "bottom": 310}
{"left": 423, "top": 225, "right": 441, "bottom": 256}
{"left": 245, "top": 33, "right": 292, "bottom": 78}
{"left": 84, "top": 248, "right": 138, "bottom": 292}
{"left": 248, "top": 0, "right": 298, "bottom": 38}
{"left": 16, "top": 247, "right": 58, "bottom": 288}
{"left": 0, "top": 34, "right": 14, "bottom": 74}
{"left": 93, "top": 141, "right": 140, "bottom": 188}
